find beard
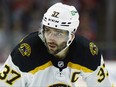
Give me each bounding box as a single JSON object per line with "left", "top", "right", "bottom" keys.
{"left": 46, "top": 41, "right": 67, "bottom": 55}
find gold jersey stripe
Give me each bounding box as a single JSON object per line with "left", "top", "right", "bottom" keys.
{"left": 29, "top": 61, "right": 93, "bottom": 74}
{"left": 68, "top": 62, "right": 93, "bottom": 73}
{"left": 29, "top": 61, "right": 53, "bottom": 74}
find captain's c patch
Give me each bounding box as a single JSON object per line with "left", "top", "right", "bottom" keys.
{"left": 89, "top": 42, "right": 98, "bottom": 56}
{"left": 18, "top": 43, "right": 31, "bottom": 57}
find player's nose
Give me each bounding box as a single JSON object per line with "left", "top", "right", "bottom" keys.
{"left": 48, "top": 33, "right": 56, "bottom": 41}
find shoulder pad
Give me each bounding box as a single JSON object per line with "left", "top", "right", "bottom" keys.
{"left": 70, "top": 35, "right": 101, "bottom": 71}
{"left": 11, "top": 32, "right": 50, "bottom": 72}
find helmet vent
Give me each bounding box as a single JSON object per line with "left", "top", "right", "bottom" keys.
{"left": 61, "top": 22, "right": 66, "bottom": 24}
{"left": 44, "top": 17, "right": 47, "bottom": 22}
{"left": 55, "top": 25, "right": 57, "bottom": 27}
{"left": 61, "top": 22, "right": 70, "bottom": 26}
{"left": 68, "top": 22, "right": 71, "bottom": 24}
{"left": 61, "top": 24, "right": 69, "bottom": 26}
{"left": 73, "top": 29, "right": 76, "bottom": 32}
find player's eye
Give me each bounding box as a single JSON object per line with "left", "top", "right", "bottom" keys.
{"left": 44, "top": 28, "right": 51, "bottom": 33}
{"left": 56, "top": 32, "right": 64, "bottom": 37}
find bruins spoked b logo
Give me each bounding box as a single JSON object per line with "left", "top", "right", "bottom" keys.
{"left": 49, "top": 83, "right": 71, "bottom": 87}
{"left": 18, "top": 43, "right": 31, "bottom": 57}
{"left": 89, "top": 42, "right": 98, "bottom": 56}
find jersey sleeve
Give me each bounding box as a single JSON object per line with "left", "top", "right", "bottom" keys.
{"left": 0, "top": 55, "right": 32, "bottom": 87}
{"left": 80, "top": 55, "right": 113, "bottom": 87}
{"left": 73, "top": 36, "right": 113, "bottom": 87}
{"left": 0, "top": 32, "right": 41, "bottom": 87}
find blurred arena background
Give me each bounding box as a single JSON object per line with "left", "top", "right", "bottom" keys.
{"left": 0, "top": 0, "right": 116, "bottom": 86}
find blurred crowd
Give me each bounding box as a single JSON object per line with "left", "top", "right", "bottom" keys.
{"left": 0, "top": 0, "right": 116, "bottom": 62}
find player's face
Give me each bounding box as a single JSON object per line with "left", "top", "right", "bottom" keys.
{"left": 44, "top": 26, "right": 69, "bottom": 55}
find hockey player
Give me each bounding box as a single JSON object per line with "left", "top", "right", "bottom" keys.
{"left": 0, "top": 2, "right": 113, "bottom": 87}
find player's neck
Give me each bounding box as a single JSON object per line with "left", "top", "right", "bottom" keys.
{"left": 55, "top": 47, "right": 69, "bottom": 59}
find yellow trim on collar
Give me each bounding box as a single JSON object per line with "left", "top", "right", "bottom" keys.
{"left": 29, "top": 61, "right": 93, "bottom": 74}
{"left": 68, "top": 62, "right": 93, "bottom": 72}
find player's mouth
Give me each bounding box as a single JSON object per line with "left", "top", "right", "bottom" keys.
{"left": 48, "top": 42, "right": 57, "bottom": 49}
